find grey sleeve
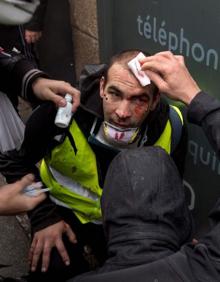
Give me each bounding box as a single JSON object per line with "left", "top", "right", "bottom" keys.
{"left": 187, "top": 91, "right": 220, "bottom": 158}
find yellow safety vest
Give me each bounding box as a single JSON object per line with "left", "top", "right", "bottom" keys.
{"left": 40, "top": 105, "right": 183, "bottom": 224}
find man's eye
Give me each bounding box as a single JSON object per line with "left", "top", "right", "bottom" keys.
{"left": 133, "top": 97, "right": 149, "bottom": 104}
{"left": 109, "top": 91, "right": 119, "bottom": 97}
{"left": 108, "top": 91, "right": 122, "bottom": 100}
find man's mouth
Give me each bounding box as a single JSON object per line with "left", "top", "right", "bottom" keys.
{"left": 110, "top": 121, "right": 130, "bottom": 128}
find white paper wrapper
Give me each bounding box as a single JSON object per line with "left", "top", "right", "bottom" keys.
{"left": 0, "top": 92, "right": 25, "bottom": 153}
{"left": 128, "top": 52, "right": 151, "bottom": 86}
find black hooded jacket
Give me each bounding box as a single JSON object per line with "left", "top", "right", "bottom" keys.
{"left": 71, "top": 92, "right": 220, "bottom": 282}
{"left": 101, "top": 147, "right": 192, "bottom": 270}
{"left": 73, "top": 147, "right": 194, "bottom": 282}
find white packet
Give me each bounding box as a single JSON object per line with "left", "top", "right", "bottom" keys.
{"left": 128, "top": 52, "right": 151, "bottom": 87}
{"left": 23, "top": 182, "right": 52, "bottom": 197}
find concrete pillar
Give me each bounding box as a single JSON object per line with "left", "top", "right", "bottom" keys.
{"left": 69, "top": 0, "right": 100, "bottom": 80}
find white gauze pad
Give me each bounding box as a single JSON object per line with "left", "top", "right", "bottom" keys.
{"left": 127, "top": 52, "right": 151, "bottom": 87}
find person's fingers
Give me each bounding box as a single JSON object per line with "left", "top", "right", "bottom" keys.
{"left": 14, "top": 174, "right": 46, "bottom": 208}
{"left": 28, "top": 236, "right": 39, "bottom": 268}
{"left": 32, "top": 78, "right": 80, "bottom": 112}
{"left": 192, "top": 238, "right": 199, "bottom": 245}
{"left": 141, "top": 60, "right": 169, "bottom": 77}
{"left": 15, "top": 174, "right": 35, "bottom": 192}
{"left": 25, "top": 34, "right": 34, "bottom": 44}
{"left": 41, "top": 87, "right": 66, "bottom": 106}
{"left": 25, "top": 30, "right": 42, "bottom": 44}
{"left": 31, "top": 36, "right": 37, "bottom": 43}
{"left": 66, "top": 89, "right": 80, "bottom": 113}
{"left": 35, "top": 32, "right": 42, "bottom": 41}
{"left": 49, "top": 84, "right": 80, "bottom": 112}
{"left": 144, "top": 70, "right": 168, "bottom": 91}
{"left": 32, "top": 33, "right": 41, "bottom": 43}
{"left": 27, "top": 192, "right": 46, "bottom": 209}
{"left": 140, "top": 51, "right": 175, "bottom": 67}
{"left": 41, "top": 241, "right": 52, "bottom": 272}
{"left": 53, "top": 83, "right": 81, "bottom": 111}
{"left": 155, "top": 50, "right": 175, "bottom": 59}
{"left": 174, "top": 55, "right": 185, "bottom": 66}
{"left": 141, "top": 52, "right": 185, "bottom": 73}
{"left": 55, "top": 238, "right": 70, "bottom": 266}
{"left": 25, "top": 37, "right": 32, "bottom": 44}
{"left": 28, "top": 237, "right": 37, "bottom": 264}
{"left": 30, "top": 238, "right": 44, "bottom": 272}
{"left": 64, "top": 223, "right": 77, "bottom": 244}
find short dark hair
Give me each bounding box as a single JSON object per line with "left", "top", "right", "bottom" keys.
{"left": 109, "top": 49, "right": 150, "bottom": 68}
{"left": 103, "top": 49, "right": 158, "bottom": 96}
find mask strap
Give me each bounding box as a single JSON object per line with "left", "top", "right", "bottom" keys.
{"left": 90, "top": 117, "right": 98, "bottom": 136}
{"left": 139, "top": 125, "right": 148, "bottom": 147}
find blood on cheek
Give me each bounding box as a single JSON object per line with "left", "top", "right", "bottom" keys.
{"left": 134, "top": 105, "right": 146, "bottom": 117}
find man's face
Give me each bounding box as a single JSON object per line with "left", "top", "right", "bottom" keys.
{"left": 100, "top": 63, "right": 159, "bottom": 128}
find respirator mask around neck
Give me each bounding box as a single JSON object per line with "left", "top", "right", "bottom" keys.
{"left": 103, "top": 121, "right": 140, "bottom": 146}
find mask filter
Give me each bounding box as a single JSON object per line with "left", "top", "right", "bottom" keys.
{"left": 103, "top": 121, "right": 139, "bottom": 145}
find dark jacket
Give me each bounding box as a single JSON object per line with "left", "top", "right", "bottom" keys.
{"left": 0, "top": 24, "right": 38, "bottom": 67}
{"left": 187, "top": 91, "right": 220, "bottom": 159}
{"left": 0, "top": 47, "right": 46, "bottom": 108}
{"left": 0, "top": 64, "right": 187, "bottom": 234}
{"left": 71, "top": 92, "right": 220, "bottom": 282}
{"left": 24, "top": 0, "right": 48, "bottom": 32}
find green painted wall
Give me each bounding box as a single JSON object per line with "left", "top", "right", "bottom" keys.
{"left": 97, "top": 0, "right": 220, "bottom": 235}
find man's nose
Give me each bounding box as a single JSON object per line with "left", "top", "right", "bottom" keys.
{"left": 115, "top": 101, "right": 132, "bottom": 119}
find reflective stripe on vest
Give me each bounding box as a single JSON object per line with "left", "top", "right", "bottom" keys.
{"left": 171, "top": 105, "right": 183, "bottom": 124}
{"left": 40, "top": 106, "right": 183, "bottom": 223}
{"left": 155, "top": 105, "right": 183, "bottom": 154}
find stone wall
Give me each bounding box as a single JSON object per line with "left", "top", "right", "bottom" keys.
{"left": 69, "top": 0, "right": 100, "bottom": 80}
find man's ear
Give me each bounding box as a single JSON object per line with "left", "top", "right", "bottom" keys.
{"left": 100, "top": 76, "right": 105, "bottom": 98}
{"left": 149, "top": 92, "right": 160, "bottom": 111}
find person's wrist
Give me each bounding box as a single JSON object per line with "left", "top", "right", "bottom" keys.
{"left": 181, "top": 85, "right": 201, "bottom": 105}
{"left": 32, "top": 77, "right": 43, "bottom": 93}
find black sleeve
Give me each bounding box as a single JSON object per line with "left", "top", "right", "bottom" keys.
{"left": 21, "top": 101, "right": 60, "bottom": 163}
{"left": 182, "top": 209, "right": 220, "bottom": 280}
{"left": 185, "top": 92, "right": 220, "bottom": 276}
{"left": 28, "top": 197, "right": 63, "bottom": 234}
{"left": 24, "top": 0, "right": 48, "bottom": 31}
{"left": 187, "top": 91, "right": 220, "bottom": 159}
{"left": 0, "top": 50, "right": 48, "bottom": 104}
{"left": 11, "top": 58, "right": 48, "bottom": 104}
{"left": 0, "top": 101, "right": 58, "bottom": 181}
